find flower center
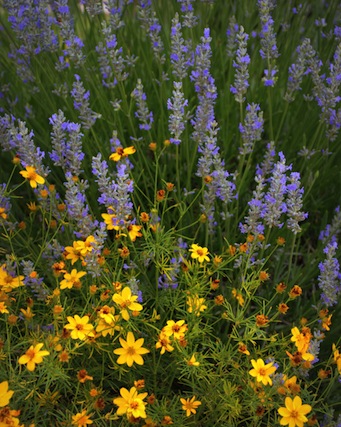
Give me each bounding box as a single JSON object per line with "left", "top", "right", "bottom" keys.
{"left": 127, "top": 346, "right": 136, "bottom": 355}
{"left": 197, "top": 249, "right": 204, "bottom": 256}
{"left": 26, "top": 349, "right": 36, "bottom": 360}
{"left": 290, "top": 410, "right": 299, "bottom": 419}
{"left": 76, "top": 324, "right": 84, "bottom": 331}
{"left": 130, "top": 401, "right": 139, "bottom": 410}
{"left": 27, "top": 171, "right": 38, "bottom": 180}
{"left": 259, "top": 368, "right": 266, "bottom": 376}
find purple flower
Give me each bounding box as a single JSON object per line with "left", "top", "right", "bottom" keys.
{"left": 70, "top": 75, "right": 101, "bottom": 130}
{"left": 239, "top": 103, "right": 264, "bottom": 155}
{"left": 167, "top": 81, "right": 188, "bottom": 145}
{"left": 318, "top": 242, "right": 341, "bottom": 307}
{"left": 286, "top": 172, "right": 308, "bottom": 234}
{"left": 230, "top": 26, "right": 250, "bottom": 103}
{"left": 132, "top": 79, "right": 154, "bottom": 131}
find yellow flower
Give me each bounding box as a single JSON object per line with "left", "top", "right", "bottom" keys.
{"left": 74, "top": 236, "right": 96, "bottom": 256}
{"left": 0, "top": 302, "right": 9, "bottom": 314}
{"left": 109, "top": 146, "right": 136, "bottom": 162}
{"left": 155, "top": 332, "right": 174, "bottom": 355}
{"left": 186, "top": 354, "right": 200, "bottom": 366}
{"left": 0, "top": 207, "right": 7, "bottom": 220}
{"left": 0, "top": 408, "right": 21, "bottom": 426}
{"left": 64, "top": 315, "right": 95, "bottom": 340}
{"left": 18, "top": 343, "right": 50, "bottom": 371}
{"left": 180, "top": 396, "right": 201, "bottom": 417}
{"left": 72, "top": 409, "right": 93, "bottom": 426}
{"left": 113, "top": 386, "right": 148, "bottom": 419}
{"left": 291, "top": 327, "right": 312, "bottom": 354}
{"left": 189, "top": 244, "right": 210, "bottom": 263}
{"left": 0, "top": 381, "right": 14, "bottom": 407}
{"left": 332, "top": 344, "right": 341, "bottom": 374}
{"left": 112, "top": 287, "right": 143, "bottom": 321}
{"left": 249, "top": 358, "right": 277, "bottom": 386}
{"left": 232, "top": 288, "right": 245, "bottom": 306}
{"left": 19, "top": 166, "right": 45, "bottom": 188}
{"left": 114, "top": 331, "right": 149, "bottom": 367}
{"left": 101, "top": 207, "right": 120, "bottom": 231}
{"left": 278, "top": 396, "right": 312, "bottom": 427}
{"left": 0, "top": 264, "right": 24, "bottom": 292}
{"left": 60, "top": 269, "right": 87, "bottom": 290}
{"left": 162, "top": 320, "right": 187, "bottom": 340}
{"left": 186, "top": 295, "right": 207, "bottom": 316}
{"left": 238, "top": 342, "right": 250, "bottom": 356}
{"left": 127, "top": 224, "right": 143, "bottom": 241}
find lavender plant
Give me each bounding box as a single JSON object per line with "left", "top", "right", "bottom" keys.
{"left": 0, "top": 2, "right": 340, "bottom": 426}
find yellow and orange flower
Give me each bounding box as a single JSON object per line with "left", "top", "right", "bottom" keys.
{"left": 19, "top": 166, "right": 45, "bottom": 188}
{"left": 109, "top": 146, "right": 136, "bottom": 162}
{"left": 189, "top": 244, "right": 210, "bottom": 263}
{"left": 114, "top": 331, "right": 149, "bottom": 367}
{"left": 113, "top": 386, "right": 147, "bottom": 419}
{"left": 18, "top": 343, "right": 50, "bottom": 371}
{"left": 249, "top": 358, "right": 277, "bottom": 386}
{"left": 64, "top": 315, "right": 95, "bottom": 340}
{"left": 112, "top": 287, "right": 143, "bottom": 321}
{"left": 180, "top": 396, "right": 201, "bottom": 417}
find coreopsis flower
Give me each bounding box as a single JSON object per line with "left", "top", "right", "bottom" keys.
{"left": 112, "top": 287, "right": 143, "bottom": 321}
{"left": 0, "top": 302, "right": 9, "bottom": 314}
{"left": 19, "top": 166, "right": 45, "bottom": 188}
{"left": 249, "top": 358, "right": 277, "bottom": 385}
{"left": 332, "top": 344, "right": 341, "bottom": 374}
{"left": 256, "top": 314, "right": 269, "bottom": 327}
{"left": 161, "top": 415, "right": 173, "bottom": 425}
{"left": 180, "top": 396, "right": 202, "bottom": 417}
{"left": 64, "top": 315, "right": 95, "bottom": 340}
{"left": 162, "top": 320, "right": 187, "bottom": 340}
{"left": 0, "top": 207, "right": 7, "bottom": 220}
{"left": 114, "top": 331, "right": 150, "bottom": 367}
{"left": 155, "top": 332, "right": 174, "bottom": 355}
{"left": 278, "top": 303, "right": 289, "bottom": 314}
{"left": 283, "top": 376, "right": 301, "bottom": 395}
{"left": 127, "top": 224, "right": 143, "bottom": 241}
{"left": 109, "top": 146, "right": 136, "bottom": 162}
{"left": 232, "top": 288, "right": 245, "bottom": 306}
{"left": 290, "top": 327, "right": 312, "bottom": 354}
{"left": 18, "top": 343, "right": 50, "bottom": 371}
{"left": 0, "top": 265, "right": 24, "bottom": 292}
{"left": 74, "top": 236, "right": 96, "bottom": 256}
{"left": 187, "top": 354, "right": 200, "bottom": 366}
{"left": 0, "top": 408, "right": 21, "bottom": 426}
{"left": 72, "top": 409, "right": 93, "bottom": 426}
{"left": 278, "top": 396, "right": 312, "bottom": 427}
{"left": 289, "top": 285, "right": 302, "bottom": 298}
{"left": 0, "top": 381, "right": 14, "bottom": 407}
{"left": 77, "top": 369, "right": 93, "bottom": 383}
{"left": 189, "top": 244, "right": 210, "bottom": 263}
{"left": 60, "top": 269, "right": 86, "bottom": 290}
{"left": 113, "top": 386, "right": 148, "bottom": 419}
{"left": 238, "top": 342, "right": 250, "bottom": 356}
{"left": 101, "top": 208, "right": 120, "bottom": 231}
{"left": 186, "top": 295, "right": 207, "bottom": 316}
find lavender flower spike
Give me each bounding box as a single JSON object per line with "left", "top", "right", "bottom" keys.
{"left": 263, "top": 152, "right": 290, "bottom": 228}
{"left": 239, "top": 103, "right": 264, "bottom": 155}
{"left": 286, "top": 172, "right": 308, "bottom": 234}
{"left": 132, "top": 79, "right": 154, "bottom": 131}
{"left": 230, "top": 26, "right": 250, "bottom": 103}
{"left": 318, "top": 242, "right": 341, "bottom": 307}
{"left": 71, "top": 75, "right": 101, "bottom": 130}
{"left": 167, "top": 81, "right": 188, "bottom": 145}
